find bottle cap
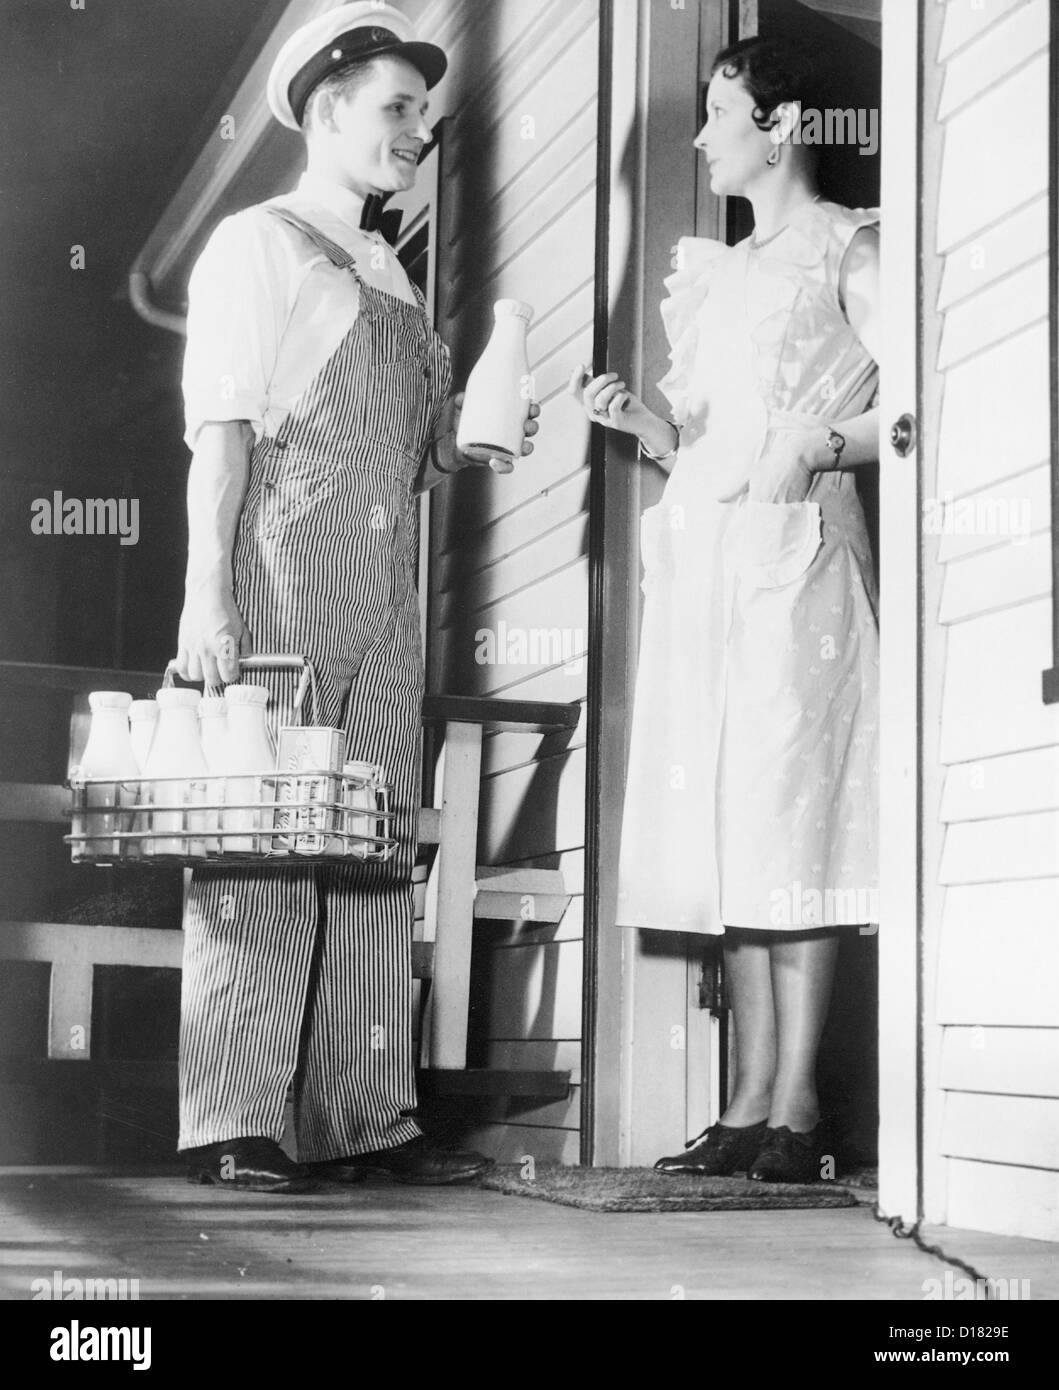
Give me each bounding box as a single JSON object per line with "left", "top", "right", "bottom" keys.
{"left": 199, "top": 695, "right": 228, "bottom": 718}
{"left": 224, "top": 684, "right": 270, "bottom": 707}
{"left": 155, "top": 688, "right": 202, "bottom": 709}
{"left": 494, "top": 298, "right": 533, "bottom": 323}
{"left": 88, "top": 691, "right": 133, "bottom": 711}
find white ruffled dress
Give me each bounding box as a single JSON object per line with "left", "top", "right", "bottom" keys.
{"left": 616, "top": 199, "right": 880, "bottom": 935}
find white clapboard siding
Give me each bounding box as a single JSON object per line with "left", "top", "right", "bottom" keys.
{"left": 421, "top": 0, "right": 596, "bottom": 1151}
{"left": 486, "top": 1038, "right": 582, "bottom": 1086}
{"left": 935, "top": 462, "right": 1049, "bottom": 563}
{"left": 936, "top": 531, "right": 1051, "bottom": 624}
{"left": 478, "top": 747, "right": 587, "bottom": 863}
{"left": 936, "top": 194, "right": 1048, "bottom": 311}
{"left": 481, "top": 719, "right": 587, "bottom": 781}
{"left": 453, "top": 515, "right": 589, "bottom": 615}
{"left": 443, "top": 189, "right": 596, "bottom": 334}
{"left": 454, "top": 468, "right": 592, "bottom": 577}
{"left": 944, "top": 1158, "right": 1059, "bottom": 1242}
{"left": 442, "top": 563, "right": 591, "bottom": 698}
{"left": 940, "top": 1026, "right": 1059, "bottom": 1098}
{"left": 937, "top": 0, "right": 1023, "bottom": 62}
{"left": 938, "top": 600, "right": 1059, "bottom": 764}
{"left": 939, "top": 746, "right": 1059, "bottom": 823}
{"left": 935, "top": 882, "right": 1059, "bottom": 1026}
{"left": 482, "top": 895, "right": 585, "bottom": 947}
{"left": 935, "top": 54, "right": 1048, "bottom": 250}
{"left": 934, "top": 322, "right": 1050, "bottom": 499}
{"left": 938, "top": 812, "right": 1059, "bottom": 885}
{"left": 464, "top": 1086, "right": 581, "bottom": 1132}
{"left": 474, "top": 659, "right": 587, "bottom": 706}
{"left": 936, "top": 0, "right": 1048, "bottom": 119}
{"left": 926, "top": 0, "right": 1058, "bottom": 1241}
{"left": 480, "top": 938, "right": 583, "bottom": 1042}
{"left": 935, "top": 256, "right": 1048, "bottom": 370}
{"left": 460, "top": 1122, "right": 580, "bottom": 1165}
{"left": 941, "top": 1092, "right": 1059, "bottom": 1171}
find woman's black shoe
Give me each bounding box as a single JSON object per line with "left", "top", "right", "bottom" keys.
{"left": 747, "top": 1123, "right": 829, "bottom": 1184}
{"left": 654, "top": 1119, "right": 769, "bottom": 1176}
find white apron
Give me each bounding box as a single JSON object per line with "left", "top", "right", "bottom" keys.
{"left": 616, "top": 200, "right": 880, "bottom": 935}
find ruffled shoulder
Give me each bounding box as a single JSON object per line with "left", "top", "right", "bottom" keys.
{"left": 809, "top": 200, "right": 879, "bottom": 257}
{"left": 657, "top": 236, "right": 730, "bottom": 425}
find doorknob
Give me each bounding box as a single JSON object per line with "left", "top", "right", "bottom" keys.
{"left": 890, "top": 413, "right": 917, "bottom": 458}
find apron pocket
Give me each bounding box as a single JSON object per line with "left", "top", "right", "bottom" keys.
{"left": 735, "top": 498, "right": 823, "bottom": 588}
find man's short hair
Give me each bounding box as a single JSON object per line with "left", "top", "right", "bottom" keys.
{"left": 301, "top": 56, "right": 381, "bottom": 134}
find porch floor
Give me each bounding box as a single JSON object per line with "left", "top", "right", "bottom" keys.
{"left": 1, "top": 1169, "right": 1055, "bottom": 1301}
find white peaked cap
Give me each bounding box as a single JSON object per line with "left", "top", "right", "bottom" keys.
{"left": 267, "top": 2, "right": 448, "bottom": 130}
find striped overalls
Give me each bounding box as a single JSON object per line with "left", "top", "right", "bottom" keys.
{"left": 178, "top": 209, "right": 452, "bottom": 1161}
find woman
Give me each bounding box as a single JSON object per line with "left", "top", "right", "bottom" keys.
{"left": 573, "top": 35, "right": 880, "bottom": 1183}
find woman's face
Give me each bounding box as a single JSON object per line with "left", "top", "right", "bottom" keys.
{"left": 328, "top": 56, "right": 433, "bottom": 197}
{"left": 695, "top": 68, "right": 775, "bottom": 198}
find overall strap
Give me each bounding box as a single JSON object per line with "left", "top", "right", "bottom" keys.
{"left": 265, "top": 206, "right": 362, "bottom": 277}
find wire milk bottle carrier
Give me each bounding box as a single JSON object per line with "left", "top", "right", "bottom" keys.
{"left": 66, "top": 656, "right": 396, "bottom": 865}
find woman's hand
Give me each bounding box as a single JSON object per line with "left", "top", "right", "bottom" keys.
{"left": 567, "top": 365, "right": 654, "bottom": 438}
{"left": 749, "top": 427, "right": 830, "bottom": 504}
{"left": 568, "top": 366, "right": 680, "bottom": 464}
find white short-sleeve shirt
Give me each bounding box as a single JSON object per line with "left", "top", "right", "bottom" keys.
{"left": 181, "top": 171, "right": 419, "bottom": 452}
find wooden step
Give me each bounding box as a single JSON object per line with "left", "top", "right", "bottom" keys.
{"left": 474, "top": 867, "right": 566, "bottom": 894}
{"left": 473, "top": 866, "right": 571, "bottom": 923}
{"left": 473, "top": 892, "right": 571, "bottom": 923}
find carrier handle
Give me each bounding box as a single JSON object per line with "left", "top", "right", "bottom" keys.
{"left": 163, "top": 655, "right": 319, "bottom": 726}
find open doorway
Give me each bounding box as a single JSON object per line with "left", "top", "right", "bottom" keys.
{"left": 727, "top": 0, "right": 883, "bottom": 1170}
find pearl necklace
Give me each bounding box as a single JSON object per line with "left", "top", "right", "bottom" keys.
{"left": 748, "top": 195, "right": 821, "bottom": 250}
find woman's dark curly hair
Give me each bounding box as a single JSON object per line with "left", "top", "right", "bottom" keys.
{"left": 708, "top": 35, "right": 833, "bottom": 135}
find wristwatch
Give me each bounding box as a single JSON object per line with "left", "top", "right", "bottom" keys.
{"left": 824, "top": 426, "right": 846, "bottom": 469}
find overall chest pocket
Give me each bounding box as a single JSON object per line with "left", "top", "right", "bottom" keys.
{"left": 362, "top": 303, "right": 427, "bottom": 366}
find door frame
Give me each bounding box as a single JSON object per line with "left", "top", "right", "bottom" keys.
{"left": 584, "top": 0, "right": 729, "bottom": 1166}
{"left": 586, "top": 0, "right": 924, "bottom": 1190}
{"left": 876, "top": 0, "right": 923, "bottom": 1220}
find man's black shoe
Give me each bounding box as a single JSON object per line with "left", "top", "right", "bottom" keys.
{"left": 184, "top": 1137, "right": 318, "bottom": 1194}
{"left": 311, "top": 1135, "right": 494, "bottom": 1186}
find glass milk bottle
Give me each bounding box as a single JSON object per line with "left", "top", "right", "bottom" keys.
{"left": 455, "top": 299, "right": 534, "bottom": 467}
{"left": 198, "top": 695, "right": 229, "bottom": 853}
{"left": 128, "top": 699, "right": 159, "bottom": 773}
{"left": 343, "top": 760, "right": 384, "bottom": 860}
{"left": 73, "top": 691, "right": 139, "bottom": 861}
{"left": 142, "top": 688, "right": 208, "bottom": 857}
{"left": 222, "top": 684, "right": 275, "bottom": 853}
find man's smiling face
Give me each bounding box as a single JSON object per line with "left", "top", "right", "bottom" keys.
{"left": 325, "top": 55, "right": 432, "bottom": 196}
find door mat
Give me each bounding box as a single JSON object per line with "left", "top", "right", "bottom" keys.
{"left": 479, "top": 1164, "right": 858, "bottom": 1213}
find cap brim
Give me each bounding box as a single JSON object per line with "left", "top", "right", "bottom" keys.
{"left": 392, "top": 40, "right": 447, "bottom": 90}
